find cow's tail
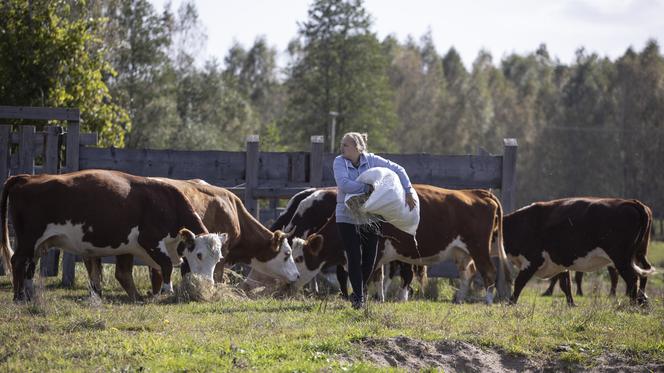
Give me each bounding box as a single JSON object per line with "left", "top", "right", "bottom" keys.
{"left": 0, "top": 175, "right": 20, "bottom": 283}
{"left": 630, "top": 200, "right": 655, "bottom": 277}
{"left": 486, "top": 191, "right": 512, "bottom": 300}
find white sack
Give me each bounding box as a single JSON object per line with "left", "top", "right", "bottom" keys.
{"left": 344, "top": 167, "right": 420, "bottom": 235}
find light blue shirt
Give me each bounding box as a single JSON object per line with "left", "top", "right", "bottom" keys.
{"left": 333, "top": 153, "right": 413, "bottom": 224}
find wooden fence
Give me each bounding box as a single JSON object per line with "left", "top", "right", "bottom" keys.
{"left": 0, "top": 106, "right": 518, "bottom": 283}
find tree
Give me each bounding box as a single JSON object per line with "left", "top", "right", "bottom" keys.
{"left": 0, "top": 0, "right": 129, "bottom": 146}
{"left": 284, "top": 0, "right": 396, "bottom": 151}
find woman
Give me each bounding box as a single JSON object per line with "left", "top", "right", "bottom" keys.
{"left": 333, "top": 132, "right": 416, "bottom": 309}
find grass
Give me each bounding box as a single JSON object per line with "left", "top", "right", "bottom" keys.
{"left": 0, "top": 244, "right": 663, "bottom": 371}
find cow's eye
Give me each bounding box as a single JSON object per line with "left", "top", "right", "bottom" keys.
{"left": 197, "top": 253, "right": 202, "bottom": 261}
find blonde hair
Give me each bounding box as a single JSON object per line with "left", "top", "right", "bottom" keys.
{"left": 342, "top": 132, "right": 368, "bottom": 153}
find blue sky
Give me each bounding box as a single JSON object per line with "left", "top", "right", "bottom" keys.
{"left": 150, "top": 0, "right": 664, "bottom": 68}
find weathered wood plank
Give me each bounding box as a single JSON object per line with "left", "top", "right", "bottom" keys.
{"left": 18, "top": 126, "right": 35, "bottom": 174}
{"left": 259, "top": 152, "right": 290, "bottom": 181}
{"left": 0, "top": 125, "right": 10, "bottom": 189}
{"left": 245, "top": 135, "right": 259, "bottom": 218}
{"left": 65, "top": 121, "right": 80, "bottom": 173}
{"left": 0, "top": 106, "right": 80, "bottom": 121}
{"left": 427, "top": 260, "right": 460, "bottom": 278}
{"left": 289, "top": 152, "right": 307, "bottom": 183}
{"left": 43, "top": 126, "right": 60, "bottom": 174}
{"left": 321, "top": 153, "right": 502, "bottom": 189}
{"left": 309, "top": 136, "right": 324, "bottom": 186}
{"left": 501, "top": 138, "right": 518, "bottom": 213}
{"left": 79, "top": 147, "right": 246, "bottom": 181}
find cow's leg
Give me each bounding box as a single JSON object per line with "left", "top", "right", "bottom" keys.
{"left": 150, "top": 268, "right": 163, "bottom": 296}
{"left": 453, "top": 260, "right": 475, "bottom": 304}
{"left": 11, "top": 254, "right": 28, "bottom": 301}
{"left": 614, "top": 264, "right": 640, "bottom": 304}
{"left": 23, "top": 257, "right": 37, "bottom": 301}
{"left": 559, "top": 271, "right": 576, "bottom": 306}
{"left": 475, "top": 258, "right": 497, "bottom": 305}
{"left": 83, "top": 257, "right": 103, "bottom": 298}
{"left": 368, "top": 265, "right": 385, "bottom": 302}
{"left": 398, "top": 262, "right": 414, "bottom": 301}
{"left": 608, "top": 266, "right": 619, "bottom": 296}
{"left": 114, "top": 254, "right": 142, "bottom": 301}
{"left": 542, "top": 275, "right": 558, "bottom": 296}
{"left": 509, "top": 264, "right": 538, "bottom": 305}
{"left": 336, "top": 265, "right": 349, "bottom": 299}
{"left": 574, "top": 271, "right": 584, "bottom": 296}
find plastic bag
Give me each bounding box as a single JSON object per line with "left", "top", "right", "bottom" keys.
{"left": 344, "top": 167, "right": 420, "bottom": 235}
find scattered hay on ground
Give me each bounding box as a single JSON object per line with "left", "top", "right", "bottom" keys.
{"left": 173, "top": 273, "right": 246, "bottom": 302}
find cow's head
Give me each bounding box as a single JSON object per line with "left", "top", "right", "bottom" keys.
{"left": 290, "top": 233, "right": 325, "bottom": 289}
{"left": 178, "top": 229, "right": 227, "bottom": 281}
{"left": 250, "top": 230, "right": 300, "bottom": 283}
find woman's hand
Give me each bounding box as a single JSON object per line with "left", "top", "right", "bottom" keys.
{"left": 405, "top": 192, "right": 417, "bottom": 211}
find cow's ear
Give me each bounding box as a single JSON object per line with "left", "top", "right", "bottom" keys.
{"left": 217, "top": 232, "right": 229, "bottom": 245}
{"left": 306, "top": 234, "right": 324, "bottom": 256}
{"left": 178, "top": 228, "right": 196, "bottom": 250}
{"left": 272, "top": 230, "right": 285, "bottom": 252}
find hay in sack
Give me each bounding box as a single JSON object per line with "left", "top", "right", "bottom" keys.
{"left": 344, "top": 167, "right": 420, "bottom": 235}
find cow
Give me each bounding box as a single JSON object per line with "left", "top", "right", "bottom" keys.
{"left": 268, "top": 187, "right": 425, "bottom": 301}
{"left": 83, "top": 177, "right": 300, "bottom": 300}
{"left": 0, "top": 170, "right": 224, "bottom": 302}
{"left": 542, "top": 267, "right": 619, "bottom": 297}
{"left": 289, "top": 185, "right": 511, "bottom": 304}
{"left": 503, "top": 198, "right": 655, "bottom": 306}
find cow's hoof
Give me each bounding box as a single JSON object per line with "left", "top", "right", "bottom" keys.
{"left": 541, "top": 290, "right": 553, "bottom": 297}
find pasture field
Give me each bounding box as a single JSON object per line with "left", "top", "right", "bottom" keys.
{"left": 0, "top": 242, "right": 663, "bottom": 371}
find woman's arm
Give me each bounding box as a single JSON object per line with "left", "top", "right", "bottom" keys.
{"left": 333, "top": 157, "right": 370, "bottom": 194}
{"left": 370, "top": 154, "right": 413, "bottom": 193}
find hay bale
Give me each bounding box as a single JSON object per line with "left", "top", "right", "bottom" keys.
{"left": 175, "top": 273, "right": 246, "bottom": 302}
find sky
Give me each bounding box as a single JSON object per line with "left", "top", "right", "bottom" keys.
{"left": 150, "top": 0, "right": 664, "bottom": 69}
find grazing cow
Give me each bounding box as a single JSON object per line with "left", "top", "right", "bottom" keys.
{"left": 290, "top": 185, "right": 511, "bottom": 303}
{"left": 0, "top": 170, "right": 222, "bottom": 301}
{"left": 503, "top": 198, "right": 655, "bottom": 306}
{"left": 270, "top": 188, "right": 318, "bottom": 231}
{"left": 84, "top": 178, "right": 300, "bottom": 299}
{"left": 542, "top": 267, "right": 619, "bottom": 297}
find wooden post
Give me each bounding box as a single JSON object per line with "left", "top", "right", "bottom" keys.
{"left": 310, "top": 135, "right": 324, "bottom": 186}
{"left": 0, "top": 125, "right": 10, "bottom": 188}
{"left": 269, "top": 198, "right": 279, "bottom": 224}
{"left": 245, "top": 135, "right": 260, "bottom": 219}
{"left": 43, "top": 125, "right": 60, "bottom": 174}
{"left": 18, "top": 125, "right": 35, "bottom": 174}
{"left": 65, "top": 120, "right": 79, "bottom": 173}
{"left": 500, "top": 138, "right": 518, "bottom": 213}
{"left": 62, "top": 119, "right": 80, "bottom": 287}
{"left": 40, "top": 125, "right": 61, "bottom": 277}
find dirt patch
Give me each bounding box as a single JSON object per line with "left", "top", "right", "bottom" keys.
{"left": 348, "top": 336, "right": 664, "bottom": 372}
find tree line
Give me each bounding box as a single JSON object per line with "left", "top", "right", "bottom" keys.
{"left": 1, "top": 0, "right": 663, "bottom": 214}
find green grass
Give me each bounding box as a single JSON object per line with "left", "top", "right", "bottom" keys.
{"left": 0, "top": 243, "right": 663, "bottom": 371}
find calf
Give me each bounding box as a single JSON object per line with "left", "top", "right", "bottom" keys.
{"left": 0, "top": 170, "right": 222, "bottom": 301}
{"left": 504, "top": 198, "right": 655, "bottom": 306}
{"left": 83, "top": 178, "right": 300, "bottom": 299}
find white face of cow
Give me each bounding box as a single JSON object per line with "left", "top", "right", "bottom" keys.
{"left": 250, "top": 237, "right": 300, "bottom": 283}
{"left": 291, "top": 237, "right": 317, "bottom": 288}
{"left": 179, "top": 230, "right": 227, "bottom": 282}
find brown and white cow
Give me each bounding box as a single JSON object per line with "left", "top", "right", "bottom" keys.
{"left": 84, "top": 178, "right": 300, "bottom": 299}
{"left": 290, "top": 185, "right": 511, "bottom": 304}
{"left": 0, "top": 170, "right": 224, "bottom": 301}
{"left": 503, "top": 197, "right": 655, "bottom": 306}
{"left": 266, "top": 187, "right": 423, "bottom": 301}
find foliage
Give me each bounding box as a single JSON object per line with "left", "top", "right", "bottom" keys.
{"left": 0, "top": 0, "right": 129, "bottom": 146}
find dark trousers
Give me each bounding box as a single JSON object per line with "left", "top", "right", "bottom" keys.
{"left": 337, "top": 222, "right": 380, "bottom": 300}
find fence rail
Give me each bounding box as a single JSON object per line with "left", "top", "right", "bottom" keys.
{"left": 0, "top": 106, "right": 518, "bottom": 282}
